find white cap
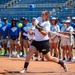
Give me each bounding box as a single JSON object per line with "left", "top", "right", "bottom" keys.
{"left": 72, "top": 17, "right": 75, "bottom": 19}
{"left": 65, "top": 20, "right": 71, "bottom": 23}
{"left": 51, "top": 17, "right": 57, "bottom": 20}
{"left": 32, "top": 17, "right": 36, "bottom": 20}
{"left": 67, "top": 16, "right": 71, "bottom": 19}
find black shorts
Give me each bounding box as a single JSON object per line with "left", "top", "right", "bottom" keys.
{"left": 10, "top": 36, "right": 18, "bottom": 40}
{"left": 22, "top": 36, "right": 29, "bottom": 40}
{"left": 31, "top": 40, "right": 50, "bottom": 55}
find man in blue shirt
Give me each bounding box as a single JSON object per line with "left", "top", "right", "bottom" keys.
{"left": 0, "top": 18, "right": 4, "bottom": 41}
{"left": 1, "top": 18, "right": 11, "bottom": 55}
{"left": 57, "top": 19, "right": 63, "bottom": 30}
{"left": 8, "top": 18, "right": 21, "bottom": 58}
{"left": 21, "top": 17, "right": 32, "bottom": 57}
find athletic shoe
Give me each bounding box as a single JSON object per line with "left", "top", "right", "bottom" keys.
{"left": 23, "top": 55, "right": 26, "bottom": 58}
{"left": 9, "top": 54, "right": 13, "bottom": 58}
{"left": 35, "top": 58, "right": 38, "bottom": 61}
{"left": 40, "top": 57, "right": 44, "bottom": 61}
{"left": 20, "top": 69, "right": 27, "bottom": 74}
{"left": 19, "top": 52, "right": 23, "bottom": 57}
{"left": 17, "top": 54, "right": 20, "bottom": 58}
{"left": 63, "top": 57, "right": 66, "bottom": 60}
{"left": 70, "top": 59, "right": 75, "bottom": 62}
{"left": 61, "top": 61, "right": 68, "bottom": 72}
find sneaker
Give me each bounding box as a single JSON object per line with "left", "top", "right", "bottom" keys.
{"left": 20, "top": 69, "right": 26, "bottom": 74}
{"left": 23, "top": 55, "right": 26, "bottom": 58}
{"left": 66, "top": 58, "right": 71, "bottom": 62}
{"left": 70, "top": 59, "right": 75, "bottom": 62}
{"left": 17, "top": 54, "right": 20, "bottom": 58}
{"left": 9, "top": 54, "right": 13, "bottom": 58}
{"left": 19, "top": 52, "right": 23, "bottom": 57}
{"left": 63, "top": 57, "right": 66, "bottom": 60}
{"left": 40, "top": 57, "right": 44, "bottom": 61}
{"left": 35, "top": 58, "right": 38, "bottom": 61}
{"left": 61, "top": 61, "right": 68, "bottom": 72}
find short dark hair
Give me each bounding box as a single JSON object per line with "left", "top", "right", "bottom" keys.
{"left": 42, "top": 10, "right": 50, "bottom": 16}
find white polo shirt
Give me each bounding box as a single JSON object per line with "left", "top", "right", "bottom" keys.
{"left": 34, "top": 17, "right": 50, "bottom": 41}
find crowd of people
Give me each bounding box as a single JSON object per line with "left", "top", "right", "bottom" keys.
{"left": 0, "top": 10, "right": 75, "bottom": 63}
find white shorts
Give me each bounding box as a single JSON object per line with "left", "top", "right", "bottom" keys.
{"left": 49, "top": 37, "right": 59, "bottom": 43}
{"left": 61, "top": 38, "right": 72, "bottom": 46}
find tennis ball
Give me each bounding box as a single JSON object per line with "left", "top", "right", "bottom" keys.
{"left": 18, "top": 23, "right": 23, "bottom": 28}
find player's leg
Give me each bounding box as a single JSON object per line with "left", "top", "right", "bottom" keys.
{"left": 58, "top": 37, "right": 62, "bottom": 59}
{"left": 61, "top": 38, "right": 67, "bottom": 60}
{"left": 49, "top": 40, "right": 53, "bottom": 56}
{"left": 74, "top": 38, "right": 75, "bottom": 49}
{"left": 54, "top": 42, "right": 59, "bottom": 57}
{"left": 7, "top": 40, "right": 10, "bottom": 55}
{"left": 67, "top": 43, "right": 73, "bottom": 61}
{"left": 19, "top": 38, "right": 23, "bottom": 57}
{"left": 2, "top": 40, "right": 7, "bottom": 55}
{"left": 16, "top": 40, "right": 21, "bottom": 58}
{"left": 44, "top": 51, "right": 68, "bottom": 72}
{"left": 9, "top": 39, "right": 13, "bottom": 58}
{"left": 20, "top": 46, "right": 37, "bottom": 73}
{"left": 23, "top": 40, "right": 29, "bottom": 57}
{"left": 42, "top": 40, "right": 68, "bottom": 72}
{"left": 63, "top": 46, "right": 67, "bottom": 60}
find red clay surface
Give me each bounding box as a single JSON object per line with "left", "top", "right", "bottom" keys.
{"left": 0, "top": 56, "right": 75, "bottom": 75}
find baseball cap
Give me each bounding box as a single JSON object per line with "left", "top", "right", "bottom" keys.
{"left": 3, "top": 18, "right": 7, "bottom": 21}
{"left": 72, "top": 17, "right": 75, "bottom": 20}
{"left": 25, "top": 18, "right": 29, "bottom": 21}
{"left": 51, "top": 17, "right": 57, "bottom": 20}
{"left": 11, "top": 18, "right": 18, "bottom": 22}
{"left": 21, "top": 17, "right": 26, "bottom": 20}
{"left": 65, "top": 20, "right": 71, "bottom": 23}
{"left": 32, "top": 17, "right": 36, "bottom": 20}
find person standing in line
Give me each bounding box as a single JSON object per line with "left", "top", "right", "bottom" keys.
{"left": 49, "top": 17, "right": 60, "bottom": 57}
{"left": 21, "top": 17, "right": 32, "bottom": 57}
{"left": 8, "top": 18, "right": 21, "bottom": 58}
{"left": 1, "top": 18, "right": 11, "bottom": 55}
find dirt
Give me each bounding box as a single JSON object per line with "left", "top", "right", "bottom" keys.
{"left": 0, "top": 56, "right": 75, "bottom": 75}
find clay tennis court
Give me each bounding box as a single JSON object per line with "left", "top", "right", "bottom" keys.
{"left": 0, "top": 56, "right": 75, "bottom": 75}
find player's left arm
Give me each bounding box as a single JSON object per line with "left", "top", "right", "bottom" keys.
{"left": 36, "top": 23, "right": 50, "bottom": 36}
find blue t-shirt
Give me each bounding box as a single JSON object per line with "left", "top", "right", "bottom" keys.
{"left": 21, "top": 23, "right": 32, "bottom": 39}
{"left": 71, "top": 22, "right": 75, "bottom": 28}
{"left": 9, "top": 25, "right": 20, "bottom": 38}
{"left": 1, "top": 23, "right": 11, "bottom": 39}
{"left": 27, "top": 23, "right": 32, "bottom": 27}
{"left": 58, "top": 23, "right": 63, "bottom": 30}
{"left": 0, "top": 22, "right": 4, "bottom": 33}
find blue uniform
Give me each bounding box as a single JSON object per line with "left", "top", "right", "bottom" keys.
{"left": 0, "top": 22, "right": 4, "bottom": 33}
{"left": 58, "top": 23, "right": 63, "bottom": 30}
{"left": 21, "top": 23, "right": 32, "bottom": 39}
{"left": 9, "top": 25, "right": 20, "bottom": 39}
{"left": 1, "top": 23, "right": 11, "bottom": 39}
